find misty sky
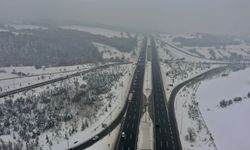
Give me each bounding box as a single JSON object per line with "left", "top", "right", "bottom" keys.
{"left": 0, "top": 0, "right": 249, "bottom": 34}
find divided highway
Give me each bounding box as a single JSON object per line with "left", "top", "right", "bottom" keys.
{"left": 115, "top": 38, "right": 147, "bottom": 150}
{"left": 151, "top": 38, "right": 182, "bottom": 150}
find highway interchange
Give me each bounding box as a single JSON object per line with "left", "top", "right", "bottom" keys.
{"left": 1, "top": 36, "right": 230, "bottom": 150}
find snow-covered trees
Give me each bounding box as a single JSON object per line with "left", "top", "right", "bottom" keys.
{"left": 0, "top": 65, "right": 127, "bottom": 149}
{"left": 185, "top": 127, "right": 197, "bottom": 142}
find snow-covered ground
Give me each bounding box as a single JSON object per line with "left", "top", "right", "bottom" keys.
{"left": 175, "top": 84, "right": 217, "bottom": 150}
{"left": 155, "top": 38, "right": 219, "bottom": 63}
{"left": 160, "top": 61, "right": 218, "bottom": 101}
{"left": 157, "top": 33, "right": 250, "bottom": 61}
{"left": 0, "top": 64, "right": 94, "bottom": 93}
{"left": 173, "top": 65, "right": 250, "bottom": 150}
{"left": 5, "top": 24, "right": 47, "bottom": 30}
{"left": 94, "top": 42, "right": 136, "bottom": 62}
{"left": 195, "top": 67, "right": 250, "bottom": 150}
{"left": 65, "top": 64, "right": 135, "bottom": 150}
{"left": 61, "top": 25, "right": 128, "bottom": 38}
{"left": 0, "top": 63, "right": 136, "bottom": 150}
{"left": 0, "top": 64, "right": 94, "bottom": 77}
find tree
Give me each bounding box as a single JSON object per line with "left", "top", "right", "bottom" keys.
{"left": 85, "top": 120, "right": 89, "bottom": 128}
{"left": 185, "top": 128, "right": 196, "bottom": 142}
{"left": 81, "top": 122, "right": 85, "bottom": 131}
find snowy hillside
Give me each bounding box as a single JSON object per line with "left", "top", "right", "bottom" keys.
{"left": 61, "top": 25, "right": 128, "bottom": 38}
{"left": 94, "top": 42, "right": 138, "bottom": 62}
{"left": 6, "top": 24, "right": 47, "bottom": 30}
{"left": 158, "top": 33, "right": 250, "bottom": 62}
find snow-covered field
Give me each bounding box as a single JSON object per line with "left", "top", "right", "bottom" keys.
{"left": 173, "top": 65, "right": 250, "bottom": 150}
{"left": 157, "top": 33, "right": 250, "bottom": 61}
{"left": 61, "top": 25, "right": 128, "bottom": 38}
{"left": 94, "top": 42, "right": 136, "bottom": 62}
{"left": 6, "top": 24, "right": 47, "bottom": 30}
{"left": 0, "top": 64, "right": 135, "bottom": 150}
{"left": 175, "top": 84, "right": 217, "bottom": 150}
{"left": 196, "top": 67, "right": 250, "bottom": 150}
{"left": 0, "top": 64, "right": 94, "bottom": 93}
{"left": 155, "top": 37, "right": 218, "bottom": 63}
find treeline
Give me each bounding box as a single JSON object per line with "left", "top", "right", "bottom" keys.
{"left": 0, "top": 28, "right": 137, "bottom": 67}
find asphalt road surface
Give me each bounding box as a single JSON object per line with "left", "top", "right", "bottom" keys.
{"left": 115, "top": 38, "right": 147, "bottom": 150}
{"left": 151, "top": 38, "right": 182, "bottom": 150}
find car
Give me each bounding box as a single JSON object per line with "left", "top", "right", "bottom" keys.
{"left": 92, "top": 135, "right": 99, "bottom": 140}
{"left": 74, "top": 141, "right": 78, "bottom": 144}
{"left": 121, "top": 132, "right": 126, "bottom": 138}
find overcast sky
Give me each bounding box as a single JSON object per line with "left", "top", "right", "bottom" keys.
{"left": 0, "top": 0, "right": 249, "bottom": 34}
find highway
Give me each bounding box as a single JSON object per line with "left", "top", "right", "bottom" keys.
{"left": 151, "top": 38, "right": 182, "bottom": 150}
{"left": 71, "top": 38, "right": 147, "bottom": 150}
{"left": 115, "top": 38, "right": 147, "bottom": 150}
{"left": 152, "top": 36, "right": 228, "bottom": 150}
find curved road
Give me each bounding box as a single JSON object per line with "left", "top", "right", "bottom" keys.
{"left": 168, "top": 66, "right": 227, "bottom": 150}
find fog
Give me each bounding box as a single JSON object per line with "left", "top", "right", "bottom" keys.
{"left": 0, "top": 0, "right": 249, "bottom": 34}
